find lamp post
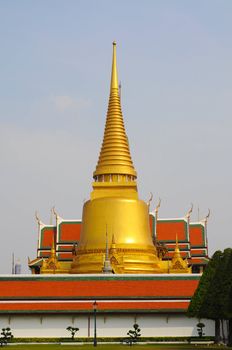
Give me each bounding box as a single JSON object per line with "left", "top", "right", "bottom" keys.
{"left": 93, "top": 300, "right": 98, "bottom": 347}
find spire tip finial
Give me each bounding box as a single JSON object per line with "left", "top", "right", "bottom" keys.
{"left": 93, "top": 41, "right": 137, "bottom": 180}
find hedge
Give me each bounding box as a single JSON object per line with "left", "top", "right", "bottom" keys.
{"left": 9, "top": 336, "right": 214, "bottom": 343}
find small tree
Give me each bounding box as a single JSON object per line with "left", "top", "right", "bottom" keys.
{"left": 66, "top": 326, "right": 79, "bottom": 340}
{"left": 188, "top": 250, "right": 223, "bottom": 343}
{"left": 126, "top": 323, "right": 141, "bottom": 345}
{"left": 188, "top": 249, "right": 232, "bottom": 345}
{"left": 0, "top": 327, "right": 13, "bottom": 346}
{"left": 196, "top": 322, "right": 205, "bottom": 338}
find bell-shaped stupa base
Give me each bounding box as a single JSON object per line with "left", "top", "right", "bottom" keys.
{"left": 70, "top": 196, "right": 167, "bottom": 274}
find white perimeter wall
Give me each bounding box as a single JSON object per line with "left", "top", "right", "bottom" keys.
{"left": 0, "top": 314, "right": 214, "bottom": 338}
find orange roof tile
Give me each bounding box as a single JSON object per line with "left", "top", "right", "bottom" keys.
{"left": 58, "top": 221, "right": 81, "bottom": 243}
{"left": 156, "top": 220, "right": 188, "bottom": 241}
{"left": 0, "top": 300, "right": 190, "bottom": 313}
{"left": 0, "top": 276, "right": 199, "bottom": 299}
{"left": 39, "top": 227, "right": 56, "bottom": 250}
{"left": 189, "top": 224, "right": 206, "bottom": 247}
{"left": 190, "top": 249, "right": 207, "bottom": 256}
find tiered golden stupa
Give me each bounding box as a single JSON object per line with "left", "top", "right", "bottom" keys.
{"left": 70, "top": 42, "right": 190, "bottom": 274}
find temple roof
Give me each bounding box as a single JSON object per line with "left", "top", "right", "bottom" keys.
{"left": 33, "top": 212, "right": 208, "bottom": 267}
{"left": 0, "top": 300, "right": 190, "bottom": 313}
{"left": 0, "top": 274, "right": 199, "bottom": 299}
{"left": 0, "top": 274, "right": 199, "bottom": 313}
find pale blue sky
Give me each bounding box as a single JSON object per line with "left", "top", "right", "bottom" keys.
{"left": 0, "top": 1, "right": 231, "bottom": 273}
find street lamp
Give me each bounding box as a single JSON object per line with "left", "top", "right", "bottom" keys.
{"left": 93, "top": 300, "right": 98, "bottom": 347}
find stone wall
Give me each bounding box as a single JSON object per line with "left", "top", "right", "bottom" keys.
{"left": 0, "top": 313, "right": 214, "bottom": 338}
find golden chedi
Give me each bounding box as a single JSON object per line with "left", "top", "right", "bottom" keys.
{"left": 71, "top": 42, "right": 190, "bottom": 274}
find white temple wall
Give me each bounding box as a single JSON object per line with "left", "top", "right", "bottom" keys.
{"left": 0, "top": 314, "right": 214, "bottom": 338}
{"left": 136, "top": 314, "right": 214, "bottom": 337}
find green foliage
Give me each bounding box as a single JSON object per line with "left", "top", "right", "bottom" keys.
{"left": 196, "top": 322, "right": 205, "bottom": 338}
{"left": 205, "top": 248, "right": 232, "bottom": 321}
{"left": 125, "top": 323, "right": 141, "bottom": 345}
{"left": 188, "top": 248, "right": 232, "bottom": 344}
{"left": 66, "top": 326, "right": 79, "bottom": 339}
{"left": 0, "top": 327, "right": 13, "bottom": 346}
{"left": 9, "top": 335, "right": 215, "bottom": 344}
{"left": 188, "top": 250, "right": 223, "bottom": 319}
{"left": 220, "top": 249, "right": 232, "bottom": 320}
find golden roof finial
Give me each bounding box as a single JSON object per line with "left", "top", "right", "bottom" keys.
{"left": 35, "top": 211, "right": 40, "bottom": 225}
{"left": 173, "top": 234, "right": 181, "bottom": 259}
{"left": 102, "top": 228, "right": 113, "bottom": 273}
{"left": 93, "top": 42, "right": 137, "bottom": 179}
{"left": 175, "top": 234, "right": 179, "bottom": 249}
{"left": 35, "top": 211, "right": 45, "bottom": 227}
{"left": 111, "top": 41, "right": 118, "bottom": 91}
{"left": 155, "top": 198, "right": 161, "bottom": 215}
{"left": 202, "top": 208, "right": 210, "bottom": 225}
{"left": 40, "top": 235, "right": 63, "bottom": 274}
{"left": 185, "top": 203, "right": 193, "bottom": 220}
{"left": 147, "top": 192, "right": 153, "bottom": 208}
{"left": 52, "top": 206, "right": 58, "bottom": 219}
{"left": 170, "top": 234, "right": 191, "bottom": 273}
{"left": 50, "top": 206, "right": 55, "bottom": 225}
{"left": 50, "top": 236, "right": 56, "bottom": 258}
{"left": 110, "top": 234, "right": 117, "bottom": 252}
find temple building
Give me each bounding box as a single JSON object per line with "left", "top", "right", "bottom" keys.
{"left": 0, "top": 42, "right": 213, "bottom": 339}
{"left": 29, "top": 42, "right": 209, "bottom": 276}
{"left": 29, "top": 205, "right": 209, "bottom": 275}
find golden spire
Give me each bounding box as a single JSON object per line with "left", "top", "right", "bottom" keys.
{"left": 111, "top": 41, "right": 118, "bottom": 90}
{"left": 102, "top": 230, "right": 113, "bottom": 273}
{"left": 174, "top": 234, "right": 181, "bottom": 256}
{"left": 111, "top": 233, "right": 116, "bottom": 246}
{"left": 170, "top": 234, "right": 191, "bottom": 273}
{"left": 50, "top": 237, "right": 56, "bottom": 259}
{"left": 93, "top": 42, "right": 137, "bottom": 179}
{"left": 170, "top": 235, "right": 182, "bottom": 261}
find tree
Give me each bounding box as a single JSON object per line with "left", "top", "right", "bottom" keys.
{"left": 66, "top": 326, "right": 79, "bottom": 340}
{"left": 0, "top": 327, "right": 13, "bottom": 346}
{"left": 220, "top": 249, "right": 232, "bottom": 346}
{"left": 188, "top": 250, "right": 222, "bottom": 343}
{"left": 215, "top": 248, "right": 232, "bottom": 344}
{"left": 196, "top": 322, "right": 205, "bottom": 338}
{"left": 126, "top": 323, "right": 141, "bottom": 345}
{"left": 188, "top": 249, "right": 232, "bottom": 345}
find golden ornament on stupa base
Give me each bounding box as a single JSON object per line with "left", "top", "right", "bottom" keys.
{"left": 41, "top": 238, "right": 67, "bottom": 274}
{"left": 169, "top": 235, "right": 191, "bottom": 274}
{"left": 71, "top": 42, "right": 189, "bottom": 274}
